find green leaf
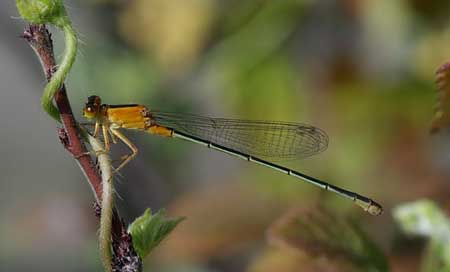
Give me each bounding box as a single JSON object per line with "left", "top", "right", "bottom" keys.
{"left": 128, "top": 208, "right": 185, "bottom": 259}
{"left": 394, "top": 199, "right": 450, "bottom": 239}
{"left": 394, "top": 199, "right": 450, "bottom": 272}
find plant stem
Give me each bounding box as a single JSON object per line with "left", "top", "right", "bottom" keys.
{"left": 85, "top": 132, "right": 114, "bottom": 272}
{"left": 22, "top": 24, "right": 141, "bottom": 272}
{"left": 42, "top": 22, "right": 77, "bottom": 122}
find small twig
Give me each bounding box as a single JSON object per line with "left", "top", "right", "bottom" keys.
{"left": 22, "top": 24, "right": 104, "bottom": 209}
{"left": 22, "top": 24, "right": 141, "bottom": 272}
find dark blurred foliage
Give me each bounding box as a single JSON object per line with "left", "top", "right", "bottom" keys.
{"left": 3, "top": 0, "right": 450, "bottom": 271}
{"left": 266, "top": 206, "right": 387, "bottom": 272}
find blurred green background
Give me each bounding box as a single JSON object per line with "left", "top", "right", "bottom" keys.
{"left": 1, "top": 0, "right": 450, "bottom": 271}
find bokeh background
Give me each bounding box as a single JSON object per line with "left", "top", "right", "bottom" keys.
{"left": 1, "top": 0, "right": 450, "bottom": 271}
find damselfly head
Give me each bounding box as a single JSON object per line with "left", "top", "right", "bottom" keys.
{"left": 83, "top": 95, "right": 102, "bottom": 119}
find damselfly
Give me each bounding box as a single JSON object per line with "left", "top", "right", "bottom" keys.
{"left": 82, "top": 95, "right": 383, "bottom": 215}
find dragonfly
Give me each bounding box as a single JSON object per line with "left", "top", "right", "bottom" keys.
{"left": 82, "top": 95, "right": 383, "bottom": 216}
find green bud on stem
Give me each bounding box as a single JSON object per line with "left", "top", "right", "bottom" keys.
{"left": 16, "top": 0, "right": 69, "bottom": 27}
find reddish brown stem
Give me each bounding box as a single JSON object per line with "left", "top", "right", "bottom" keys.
{"left": 23, "top": 24, "right": 105, "bottom": 215}
{"left": 22, "top": 24, "right": 141, "bottom": 271}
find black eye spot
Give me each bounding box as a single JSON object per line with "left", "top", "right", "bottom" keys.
{"left": 87, "top": 107, "right": 93, "bottom": 112}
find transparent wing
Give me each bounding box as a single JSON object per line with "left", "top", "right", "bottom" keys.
{"left": 151, "top": 111, "right": 329, "bottom": 160}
